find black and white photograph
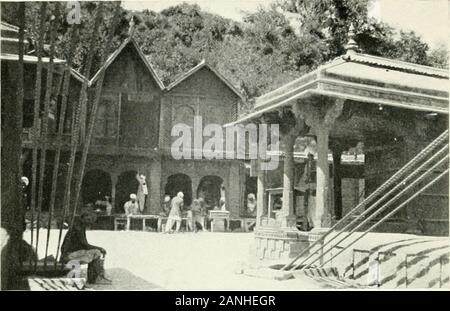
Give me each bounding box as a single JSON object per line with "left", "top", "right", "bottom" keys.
{"left": 0, "top": 0, "right": 449, "bottom": 293}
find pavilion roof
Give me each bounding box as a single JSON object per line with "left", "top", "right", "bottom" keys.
{"left": 227, "top": 51, "right": 449, "bottom": 126}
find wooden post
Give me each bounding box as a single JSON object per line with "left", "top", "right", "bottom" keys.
{"left": 332, "top": 148, "right": 343, "bottom": 220}
{"left": 149, "top": 159, "right": 162, "bottom": 215}
{"left": 256, "top": 159, "right": 266, "bottom": 228}
{"left": 315, "top": 126, "right": 330, "bottom": 229}
{"left": 111, "top": 173, "right": 117, "bottom": 213}
{"left": 281, "top": 133, "right": 297, "bottom": 227}
{"left": 296, "top": 99, "right": 344, "bottom": 230}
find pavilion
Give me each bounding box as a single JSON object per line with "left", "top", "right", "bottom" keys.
{"left": 227, "top": 25, "right": 449, "bottom": 260}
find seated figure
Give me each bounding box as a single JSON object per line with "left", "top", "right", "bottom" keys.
{"left": 60, "top": 212, "right": 111, "bottom": 285}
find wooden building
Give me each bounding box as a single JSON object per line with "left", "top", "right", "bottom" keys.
{"left": 83, "top": 37, "right": 246, "bottom": 222}
{"left": 1, "top": 24, "right": 248, "bottom": 230}
{"left": 228, "top": 26, "right": 449, "bottom": 260}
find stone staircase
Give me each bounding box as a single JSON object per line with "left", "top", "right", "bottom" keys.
{"left": 319, "top": 235, "right": 450, "bottom": 289}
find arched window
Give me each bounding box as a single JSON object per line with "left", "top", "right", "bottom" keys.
{"left": 196, "top": 175, "right": 224, "bottom": 211}
{"left": 164, "top": 173, "right": 193, "bottom": 207}
{"left": 81, "top": 169, "right": 112, "bottom": 206}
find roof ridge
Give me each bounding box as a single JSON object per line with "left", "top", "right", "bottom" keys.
{"left": 343, "top": 52, "right": 449, "bottom": 78}
{"left": 90, "top": 37, "right": 165, "bottom": 89}
{"left": 165, "top": 59, "right": 244, "bottom": 100}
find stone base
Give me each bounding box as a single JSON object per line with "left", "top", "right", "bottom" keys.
{"left": 252, "top": 227, "right": 317, "bottom": 261}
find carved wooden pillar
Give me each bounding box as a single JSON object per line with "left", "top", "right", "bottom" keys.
{"left": 277, "top": 108, "right": 310, "bottom": 228}
{"left": 331, "top": 142, "right": 344, "bottom": 220}
{"left": 256, "top": 159, "right": 267, "bottom": 228}
{"left": 281, "top": 132, "right": 296, "bottom": 227}
{"left": 315, "top": 126, "right": 330, "bottom": 228}
{"left": 111, "top": 173, "right": 118, "bottom": 213}
{"left": 293, "top": 98, "right": 344, "bottom": 230}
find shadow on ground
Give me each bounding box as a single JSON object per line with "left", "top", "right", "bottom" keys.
{"left": 89, "top": 268, "right": 162, "bottom": 290}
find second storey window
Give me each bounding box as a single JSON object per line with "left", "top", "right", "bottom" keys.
{"left": 94, "top": 99, "right": 117, "bottom": 138}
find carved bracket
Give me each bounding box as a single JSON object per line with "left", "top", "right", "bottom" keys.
{"left": 293, "top": 98, "right": 345, "bottom": 132}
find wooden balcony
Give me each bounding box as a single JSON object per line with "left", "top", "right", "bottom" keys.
{"left": 21, "top": 129, "right": 160, "bottom": 158}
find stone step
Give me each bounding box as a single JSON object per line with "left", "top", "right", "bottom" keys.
{"left": 338, "top": 249, "right": 450, "bottom": 288}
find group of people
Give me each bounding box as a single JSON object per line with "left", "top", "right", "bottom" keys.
{"left": 160, "top": 192, "right": 211, "bottom": 233}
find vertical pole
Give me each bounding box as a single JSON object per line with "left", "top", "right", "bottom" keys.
{"left": 15, "top": 2, "right": 26, "bottom": 275}
{"left": 315, "top": 126, "right": 330, "bottom": 229}
{"left": 111, "top": 173, "right": 117, "bottom": 213}
{"left": 281, "top": 134, "right": 296, "bottom": 227}
{"left": 256, "top": 159, "right": 266, "bottom": 228}
{"left": 29, "top": 2, "right": 47, "bottom": 254}
{"left": 149, "top": 159, "right": 162, "bottom": 214}
{"left": 332, "top": 149, "right": 342, "bottom": 220}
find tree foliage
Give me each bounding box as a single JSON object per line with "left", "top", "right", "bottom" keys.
{"left": 1, "top": 0, "right": 447, "bottom": 106}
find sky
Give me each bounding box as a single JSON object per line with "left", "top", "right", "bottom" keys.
{"left": 122, "top": 0, "right": 449, "bottom": 49}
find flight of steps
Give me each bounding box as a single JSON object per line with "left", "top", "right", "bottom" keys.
{"left": 319, "top": 237, "right": 450, "bottom": 289}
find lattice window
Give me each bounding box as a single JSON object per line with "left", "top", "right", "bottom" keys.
{"left": 94, "top": 99, "right": 117, "bottom": 138}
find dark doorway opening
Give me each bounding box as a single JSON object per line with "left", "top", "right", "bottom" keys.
{"left": 115, "top": 170, "right": 139, "bottom": 213}
{"left": 196, "top": 175, "right": 223, "bottom": 211}
{"left": 81, "top": 169, "right": 112, "bottom": 206}
{"left": 164, "top": 173, "right": 192, "bottom": 207}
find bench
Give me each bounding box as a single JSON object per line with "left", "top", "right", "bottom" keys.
{"left": 114, "top": 215, "right": 190, "bottom": 232}
{"left": 114, "top": 215, "right": 158, "bottom": 231}
{"left": 229, "top": 218, "right": 256, "bottom": 232}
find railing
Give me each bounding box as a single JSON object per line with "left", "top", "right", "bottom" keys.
{"left": 282, "top": 130, "right": 449, "bottom": 272}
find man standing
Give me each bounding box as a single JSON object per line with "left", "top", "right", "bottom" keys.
{"left": 60, "top": 212, "right": 111, "bottom": 284}
{"left": 136, "top": 173, "right": 148, "bottom": 213}
{"left": 165, "top": 192, "right": 184, "bottom": 233}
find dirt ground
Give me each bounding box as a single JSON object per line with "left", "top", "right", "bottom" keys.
{"left": 24, "top": 229, "right": 448, "bottom": 290}
{"left": 24, "top": 229, "right": 335, "bottom": 290}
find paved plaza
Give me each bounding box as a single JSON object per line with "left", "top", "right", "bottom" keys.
{"left": 22, "top": 229, "right": 449, "bottom": 290}
{"left": 24, "top": 230, "right": 347, "bottom": 290}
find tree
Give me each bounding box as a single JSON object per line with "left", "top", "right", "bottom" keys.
{"left": 428, "top": 43, "right": 449, "bottom": 69}
{"left": 2, "top": 0, "right": 445, "bottom": 101}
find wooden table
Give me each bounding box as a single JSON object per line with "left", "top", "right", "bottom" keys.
{"left": 114, "top": 215, "right": 189, "bottom": 232}
{"left": 209, "top": 210, "right": 230, "bottom": 232}
{"left": 125, "top": 215, "right": 159, "bottom": 231}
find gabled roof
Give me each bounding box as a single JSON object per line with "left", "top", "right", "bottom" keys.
{"left": 166, "top": 59, "right": 245, "bottom": 101}
{"left": 89, "top": 37, "right": 165, "bottom": 90}
{"left": 227, "top": 51, "right": 449, "bottom": 126}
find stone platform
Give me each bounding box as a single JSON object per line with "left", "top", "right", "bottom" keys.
{"left": 252, "top": 226, "right": 328, "bottom": 261}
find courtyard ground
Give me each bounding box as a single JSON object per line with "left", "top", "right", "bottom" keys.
{"left": 23, "top": 229, "right": 449, "bottom": 290}
{"left": 23, "top": 229, "right": 348, "bottom": 290}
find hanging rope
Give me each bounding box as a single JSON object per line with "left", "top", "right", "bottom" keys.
{"left": 29, "top": 2, "right": 48, "bottom": 267}
{"left": 54, "top": 4, "right": 105, "bottom": 265}
{"left": 70, "top": 2, "right": 123, "bottom": 227}
{"left": 43, "top": 25, "right": 81, "bottom": 270}
{"left": 34, "top": 3, "right": 60, "bottom": 269}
